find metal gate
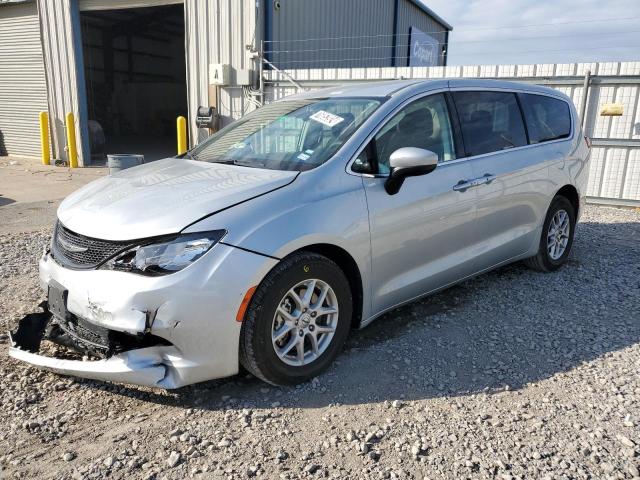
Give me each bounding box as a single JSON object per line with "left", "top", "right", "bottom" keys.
{"left": 0, "top": 1, "right": 49, "bottom": 158}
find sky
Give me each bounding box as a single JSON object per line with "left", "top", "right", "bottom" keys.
{"left": 421, "top": 0, "right": 640, "bottom": 66}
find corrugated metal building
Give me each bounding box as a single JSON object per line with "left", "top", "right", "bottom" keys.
{"left": 0, "top": 0, "right": 48, "bottom": 158}
{"left": 265, "top": 0, "right": 451, "bottom": 69}
{"left": 0, "top": 0, "right": 450, "bottom": 165}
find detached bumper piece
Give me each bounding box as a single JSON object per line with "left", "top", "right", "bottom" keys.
{"left": 9, "top": 345, "right": 169, "bottom": 387}
{"left": 8, "top": 303, "right": 177, "bottom": 388}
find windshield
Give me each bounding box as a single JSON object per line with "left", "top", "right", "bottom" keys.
{"left": 188, "top": 97, "right": 383, "bottom": 171}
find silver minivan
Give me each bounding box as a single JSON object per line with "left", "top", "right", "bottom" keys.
{"left": 10, "top": 79, "right": 591, "bottom": 387}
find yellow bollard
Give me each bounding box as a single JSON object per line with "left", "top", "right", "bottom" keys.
{"left": 39, "top": 112, "right": 50, "bottom": 165}
{"left": 177, "top": 116, "right": 187, "bottom": 155}
{"left": 65, "top": 112, "right": 79, "bottom": 168}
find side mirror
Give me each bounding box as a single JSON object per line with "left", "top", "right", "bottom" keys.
{"left": 384, "top": 147, "right": 438, "bottom": 195}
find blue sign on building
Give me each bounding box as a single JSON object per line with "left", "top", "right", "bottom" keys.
{"left": 409, "top": 27, "right": 440, "bottom": 67}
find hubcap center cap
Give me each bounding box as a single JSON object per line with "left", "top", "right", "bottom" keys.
{"left": 299, "top": 312, "right": 312, "bottom": 327}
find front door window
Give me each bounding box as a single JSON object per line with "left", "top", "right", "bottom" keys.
{"left": 352, "top": 93, "right": 456, "bottom": 175}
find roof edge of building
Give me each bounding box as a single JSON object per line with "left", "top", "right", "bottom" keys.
{"left": 408, "top": 0, "right": 453, "bottom": 31}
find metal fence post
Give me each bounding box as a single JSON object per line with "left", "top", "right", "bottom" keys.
{"left": 579, "top": 70, "right": 591, "bottom": 129}
{"left": 259, "top": 40, "right": 265, "bottom": 105}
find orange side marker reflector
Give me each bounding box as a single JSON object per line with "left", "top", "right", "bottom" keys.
{"left": 236, "top": 286, "right": 257, "bottom": 322}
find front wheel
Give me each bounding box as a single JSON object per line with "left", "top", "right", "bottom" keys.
{"left": 239, "top": 252, "right": 352, "bottom": 385}
{"left": 524, "top": 195, "right": 576, "bottom": 272}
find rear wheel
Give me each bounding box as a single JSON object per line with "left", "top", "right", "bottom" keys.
{"left": 524, "top": 195, "right": 576, "bottom": 272}
{"left": 239, "top": 252, "right": 352, "bottom": 385}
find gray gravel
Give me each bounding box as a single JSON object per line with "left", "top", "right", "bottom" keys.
{"left": 0, "top": 205, "right": 639, "bottom": 480}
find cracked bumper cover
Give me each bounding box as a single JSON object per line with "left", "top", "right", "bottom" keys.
{"left": 9, "top": 344, "right": 176, "bottom": 388}
{"left": 8, "top": 243, "right": 278, "bottom": 389}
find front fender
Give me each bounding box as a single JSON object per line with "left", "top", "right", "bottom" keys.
{"left": 183, "top": 169, "right": 373, "bottom": 319}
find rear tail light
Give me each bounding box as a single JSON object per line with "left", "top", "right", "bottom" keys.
{"left": 584, "top": 136, "right": 592, "bottom": 148}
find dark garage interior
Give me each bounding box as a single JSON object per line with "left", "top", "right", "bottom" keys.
{"left": 80, "top": 5, "right": 187, "bottom": 163}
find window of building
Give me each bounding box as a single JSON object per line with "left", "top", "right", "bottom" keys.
{"left": 519, "top": 93, "right": 572, "bottom": 144}
{"left": 452, "top": 91, "right": 527, "bottom": 157}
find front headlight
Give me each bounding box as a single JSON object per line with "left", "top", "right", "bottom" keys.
{"left": 102, "top": 230, "right": 226, "bottom": 276}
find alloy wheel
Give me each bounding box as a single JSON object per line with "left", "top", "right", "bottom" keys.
{"left": 271, "top": 279, "right": 339, "bottom": 366}
{"left": 547, "top": 209, "right": 570, "bottom": 260}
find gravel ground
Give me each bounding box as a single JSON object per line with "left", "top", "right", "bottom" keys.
{"left": 0, "top": 205, "right": 639, "bottom": 480}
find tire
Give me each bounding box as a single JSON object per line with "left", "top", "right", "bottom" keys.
{"left": 524, "top": 195, "right": 576, "bottom": 272}
{"left": 239, "top": 251, "right": 353, "bottom": 386}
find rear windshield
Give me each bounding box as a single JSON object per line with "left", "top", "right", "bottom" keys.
{"left": 519, "top": 93, "right": 572, "bottom": 144}
{"left": 188, "top": 97, "right": 383, "bottom": 171}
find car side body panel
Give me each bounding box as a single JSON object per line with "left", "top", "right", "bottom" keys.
{"left": 463, "top": 136, "right": 571, "bottom": 271}
{"left": 361, "top": 160, "right": 479, "bottom": 314}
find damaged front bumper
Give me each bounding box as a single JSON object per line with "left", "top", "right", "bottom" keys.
{"left": 8, "top": 243, "right": 279, "bottom": 389}
{"left": 8, "top": 302, "right": 190, "bottom": 389}
{"left": 10, "top": 344, "right": 174, "bottom": 387}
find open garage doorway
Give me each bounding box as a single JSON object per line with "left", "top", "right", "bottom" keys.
{"left": 79, "top": 4, "right": 187, "bottom": 163}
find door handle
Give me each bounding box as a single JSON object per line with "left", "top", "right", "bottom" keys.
{"left": 482, "top": 173, "right": 497, "bottom": 184}
{"left": 453, "top": 180, "right": 474, "bottom": 192}
{"left": 453, "top": 174, "right": 497, "bottom": 192}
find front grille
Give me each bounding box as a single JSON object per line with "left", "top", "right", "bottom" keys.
{"left": 54, "top": 314, "right": 112, "bottom": 354}
{"left": 47, "top": 311, "right": 172, "bottom": 358}
{"left": 52, "top": 222, "right": 132, "bottom": 269}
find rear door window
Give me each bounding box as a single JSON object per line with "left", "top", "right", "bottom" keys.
{"left": 452, "top": 91, "right": 527, "bottom": 157}
{"left": 519, "top": 93, "right": 572, "bottom": 144}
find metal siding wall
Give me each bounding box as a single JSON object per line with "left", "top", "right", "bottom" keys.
{"left": 184, "top": 0, "right": 256, "bottom": 146}
{"left": 37, "top": 0, "right": 88, "bottom": 164}
{"left": 0, "top": 2, "right": 49, "bottom": 158}
{"left": 269, "top": 0, "right": 395, "bottom": 69}
{"left": 395, "top": 0, "right": 447, "bottom": 66}
{"left": 264, "top": 61, "right": 640, "bottom": 205}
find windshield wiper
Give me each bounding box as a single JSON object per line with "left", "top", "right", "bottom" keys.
{"left": 209, "top": 159, "right": 265, "bottom": 168}
{"left": 234, "top": 160, "right": 264, "bottom": 168}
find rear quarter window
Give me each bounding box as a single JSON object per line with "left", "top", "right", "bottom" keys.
{"left": 519, "top": 93, "right": 572, "bottom": 144}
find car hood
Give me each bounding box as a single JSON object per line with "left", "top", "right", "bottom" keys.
{"left": 58, "top": 158, "right": 298, "bottom": 241}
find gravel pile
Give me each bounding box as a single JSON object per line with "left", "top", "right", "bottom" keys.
{"left": 0, "top": 205, "right": 638, "bottom": 480}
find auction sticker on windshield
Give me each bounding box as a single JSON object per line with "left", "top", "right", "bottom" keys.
{"left": 310, "top": 110, "right": 344, "bottom": 127}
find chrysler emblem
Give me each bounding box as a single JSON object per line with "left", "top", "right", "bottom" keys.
{"left": 58, "top": 237, "right": 88, "bottom": 253}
